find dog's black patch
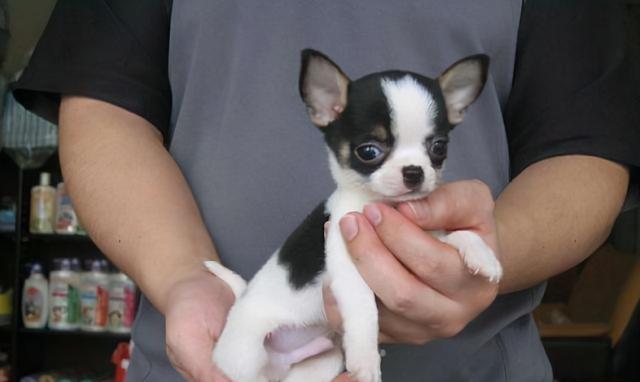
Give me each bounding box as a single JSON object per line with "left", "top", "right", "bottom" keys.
{"left": 278, "top": 201, "right": 330, "bottom": 289}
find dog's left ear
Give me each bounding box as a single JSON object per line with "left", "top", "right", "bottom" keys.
{"left": 299, "top": 49, "right": 350, "bottom": 127}
{"left": 438, "top": 54, "right": 489, "bottom": 125}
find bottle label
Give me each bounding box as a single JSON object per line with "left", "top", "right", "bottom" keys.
{"left": 81, "top": 284, "right": 108, "bottom": 328}
{"left": 49, "top": 280, "right": 69, "bottom": 325}
{"left": 68, "top": 285, "right": 80, "bottom": 324}
{"left": 24, "top": 286, "right": 43, "bottom": 323}
{"left": 124, "top": 286, "right": 136, "bottom": 327}
{"left": 108, "top": 284, "right": 136, "bottom": 330}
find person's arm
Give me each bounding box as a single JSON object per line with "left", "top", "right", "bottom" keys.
{"left": 59, "top": 96, "right": 233, "bottom": 382}
{"left": 495, "top": 155, "right": 628, "bottom": 293}
{"left": 59, "top": 95, "right": 221, "bottom": 311}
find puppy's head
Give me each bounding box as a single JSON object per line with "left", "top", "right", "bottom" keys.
{"left": 299, "top": 49, "right": 488, "bottom": 201}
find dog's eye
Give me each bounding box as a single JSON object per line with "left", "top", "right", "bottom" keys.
{"left": 354, "top": 143, "right": 386, "bottom": 164}
{"left": 430, "top": 139, "right": 448, "bottom": 158}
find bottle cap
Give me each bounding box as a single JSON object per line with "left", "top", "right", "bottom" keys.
{"left": 71, "top": 258, "right": 81, "bottom": 271}
{"left": 60, "top": 258, "right": 72, "bottom": 271}
{"left": 31, "top": 262, "right": 44, "bottom": 275}
{"left": 39, "top": 172, "right": 51, "bottom": 186}
{"left": 90, "top": 259, "right": 103, "bottom": 272}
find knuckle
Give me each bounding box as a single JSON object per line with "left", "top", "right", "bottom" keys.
{"left": 389, "top": 285, "right": 418, "bottom": 314}
{"left": 414, "top": 254, "right": 442, "bottom": 279}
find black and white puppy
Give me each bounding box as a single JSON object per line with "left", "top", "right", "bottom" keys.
{"left": 205, "top": 49, "right": 503, "bottom": 382}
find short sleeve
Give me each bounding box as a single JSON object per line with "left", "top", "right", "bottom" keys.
{"left": 11, "top": 0, "right": 172, "bottom": 140}
{"left": 505, "top": 0, "right": 640, "bottom": 178}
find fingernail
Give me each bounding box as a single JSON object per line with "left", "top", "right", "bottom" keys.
{"left": 364, "top": 204, "right": 382, "bottom": 226}
{"left": 407, "top": 201, "right": 430, "bottom": 221}
{"left": 340, "top": 215, "right": 359, "bottom": 241}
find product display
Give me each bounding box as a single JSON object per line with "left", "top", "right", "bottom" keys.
{"left": 21, "top": 263, "right": 48, "bottom": 329}
{"left": 0, "top": 196, "right": 15, "bottom": 232}
{"left": 0, "top": 285, "right": 11, "bottom": 326}
{"left": 54, "top": 183, "right": 79, "bottom": 235}
{"left": 108, "top": 273, "right": 136, "bottom": 333}
{"left": 18, "top": 258, "right": 137, "bottom": 333}
{"left": 48, "top": 258, "right": 80, "bottom": 331}
{"left": 80, "top": 260, "right": 110, "bottom": 332}
{"left": 29, "top": 172, "right": 56, "bottom": 234}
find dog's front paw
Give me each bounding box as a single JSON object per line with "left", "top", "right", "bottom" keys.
{"left": 443, "top": 230, "right": 503, "bottom": 283}
{"left": 345, "top": 349, "right": 381, "bottom": 382}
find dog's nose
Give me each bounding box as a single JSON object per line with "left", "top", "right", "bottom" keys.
{"left": 402, "top": 166, "right": 424, "bottom": 189}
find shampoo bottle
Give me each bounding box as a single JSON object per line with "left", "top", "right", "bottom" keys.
{"left": 22, "top": 263, "right": 48, "bottom": 329}
{"left": 30, "top": 172, "right": 56, "bottom": 234}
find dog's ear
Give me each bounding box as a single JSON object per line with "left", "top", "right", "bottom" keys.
{"left": 438, "top": 54, "right": 489, "bottom": 126}
{"left": 299, "top": 49, "right": 350, "bottom": 127}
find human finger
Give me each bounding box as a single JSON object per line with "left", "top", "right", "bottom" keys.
{"left": 398, "top": 180, "right": 495, "bottom": 234}
{"left": 339, "top": 213, "right": 458, "bottom": 324}
{"left": 361, "top": 203, "right": 467, "bottom": 295}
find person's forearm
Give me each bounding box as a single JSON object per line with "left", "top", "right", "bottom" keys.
{"left": 495, "top": 155, "right": 629, "bottom": 293}
{"left": 59, "top": 96, "right": 220, "bottom": 313}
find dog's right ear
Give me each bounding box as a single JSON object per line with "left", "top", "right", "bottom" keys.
{"left": 299, "top": 49, "right": 350, "bottom": 128}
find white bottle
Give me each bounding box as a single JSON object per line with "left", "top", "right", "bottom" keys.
{"left": 108, "top": 272, "right": 137, "bottom": 333}
{"left": 80, "top": 260, "right": 110, "bottom": 331}
{"left": 48, "top": 258, "right": 79, "bottom": 330}
{"left": 22, "top": 263, "right": 48, "bottom": 329}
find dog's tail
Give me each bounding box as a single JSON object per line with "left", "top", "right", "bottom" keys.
{"left": 203, "top": 261, "right": 248, "bottom": 298}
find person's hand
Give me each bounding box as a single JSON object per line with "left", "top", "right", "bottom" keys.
{"left": 164, "top": 267, "right": 235, "bottom": 381}
{"left": 325, "top": 180, "right": 500, "bottom": 344}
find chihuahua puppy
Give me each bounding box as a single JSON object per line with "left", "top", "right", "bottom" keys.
{"left": 205, "top": 49, "right": 502, "bottom": 382}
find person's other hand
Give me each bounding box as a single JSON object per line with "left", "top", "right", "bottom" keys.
{"left": 164, "top": 268, "right": 235, "bottom": 381}
{"left": 325, "top": 180, "right": 500, "bottom": 344}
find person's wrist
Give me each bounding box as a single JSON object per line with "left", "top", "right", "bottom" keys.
{"left": 153, "top": 259, "right": 234, "bottom": 314}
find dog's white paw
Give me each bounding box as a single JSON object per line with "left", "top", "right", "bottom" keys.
{"left": 442, "top": 230, "right": 503, "bottom": 283}
{"left": 345, "top": 349, "right": 381, "bottom": 382}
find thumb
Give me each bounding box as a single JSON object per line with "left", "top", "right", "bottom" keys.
{"left": 398, "top": 180, "right": 494, "bottom": 231}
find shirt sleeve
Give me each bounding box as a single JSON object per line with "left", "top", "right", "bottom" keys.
{"left": 505, "top": 0, "right": 640, "bottom": 178}
{"left": 11, "top": 0, "right": 172, "bottom": 140}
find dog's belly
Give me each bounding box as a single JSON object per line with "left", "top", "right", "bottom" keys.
{"left": 213, "top": 255, "right": 333, "bottom": 382}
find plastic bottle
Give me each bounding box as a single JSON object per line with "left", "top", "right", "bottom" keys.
{"left": 22, "top": 262, "right": 48, "bottom": 328}
{"left": 54, "top": 182, "right": 79, "bottom": 235}
{"left": 48, "top": 258, "right": 79, "bottom": 330}
{"left": 69, "top": 258, "right": 82, "bottom": 326}
{"left": 80, "top": 260, "right": 109, "bottom": 331}
{"left": 108, "top": 272, "right": 137, "bottom": 333}
{"left": 29, "top": 172, "right": 56, "bottom": 234}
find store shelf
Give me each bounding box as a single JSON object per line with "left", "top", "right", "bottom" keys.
{"left": 0, "top": 231, "right": 15, "bottom": 241}
{"left": 19, "top": 327, "right": 130, "bottom": 339}
{"left": 25, "top": 233, "right": 92, "bottom": 243}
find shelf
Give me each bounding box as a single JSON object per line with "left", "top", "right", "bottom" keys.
{"left": 24, "top": 233, "right": 93, "bottom": 243}
{"left": 0, "top": 231, "right": 16, "bottom": 241}
{"left": 19, "top": 327, "right": 130, "bottom": 339}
